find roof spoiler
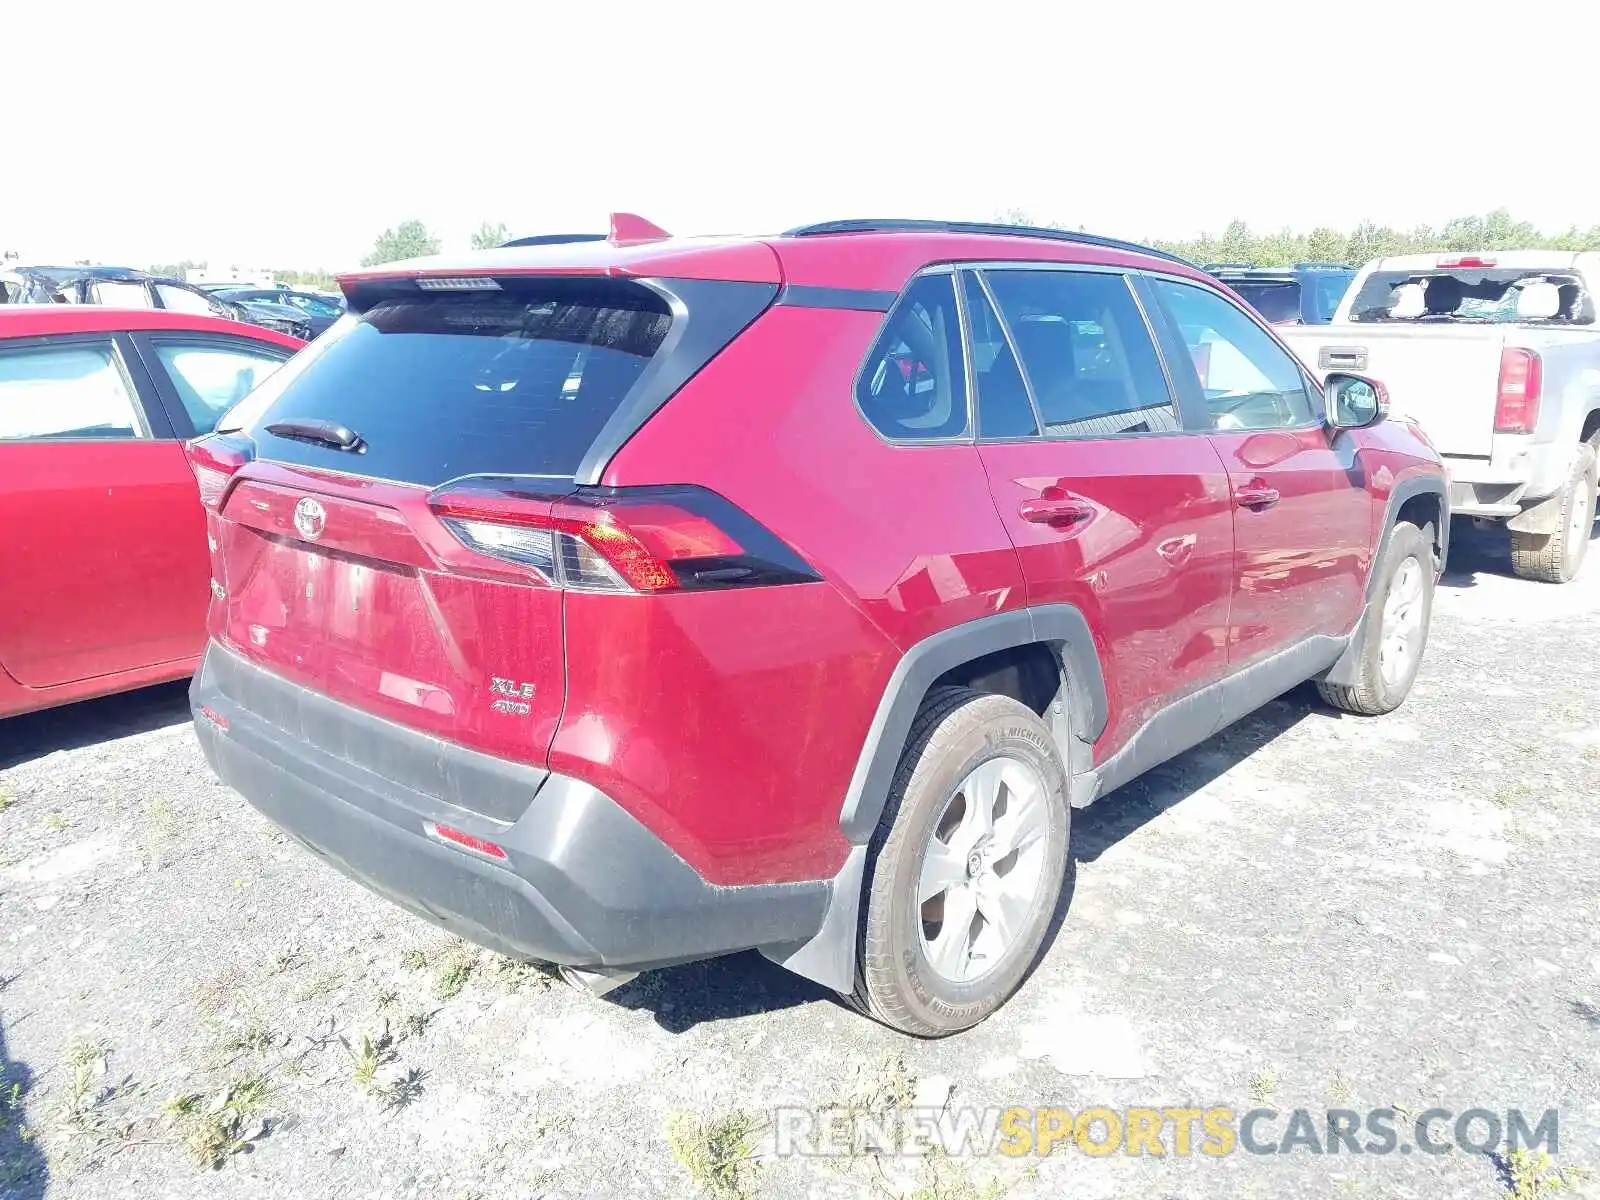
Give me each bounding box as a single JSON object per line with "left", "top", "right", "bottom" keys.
{"left": 499, "top": 213, "right": 672, "bottom": 249}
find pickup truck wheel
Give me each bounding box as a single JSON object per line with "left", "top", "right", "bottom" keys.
{"left": 1509, "top": 446, "right": 1597, "bottom": 584}
{"left": 853, "top": 687, "right": 1070, "bottom": 1037}
{"left": 1317, "top": 520, "right": 1434, "bottom": 716}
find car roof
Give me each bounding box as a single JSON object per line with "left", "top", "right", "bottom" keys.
{"left": 0, "top": 305, "right": 306, "bottom": 347}
{"left": 339, "top": 214, "right": 1210, "bottom": 296}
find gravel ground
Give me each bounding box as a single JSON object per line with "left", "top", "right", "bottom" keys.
{"left": 3, "top": 527, "right": 1599, "bottom": 1200}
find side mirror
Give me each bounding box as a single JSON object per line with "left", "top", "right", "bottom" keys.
{"left": 1325, "top": 372, "right": 1388, "bottom": 430}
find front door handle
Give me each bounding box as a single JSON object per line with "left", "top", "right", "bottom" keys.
{"left": 1019, "top": 494, "right": 1095, "bottom": 527}
{"left": 1235, "top": 482, "right": 1281, "bottom": 510}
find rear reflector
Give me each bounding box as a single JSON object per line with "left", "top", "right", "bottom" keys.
{"left": 186, "top": 435, "right": 253, "bottom": 511}
{"left": 1495, "top": 348, "right": 1542, "bottom": 434}
{"left": 427, "top": 481, "right": 818, "bottom": 594}
{"left": 197, "top": 704, "right": 230, "bottom": 731}
{"left": 426, "top": 822, "right": 508, "bottom": 860}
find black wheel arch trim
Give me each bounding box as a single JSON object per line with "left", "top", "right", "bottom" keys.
{"left": 1373, "top": 471, "right": 1451, "bottom": 594}
{"left": 836, "top": 603, "right": 1107, "bottom": 845}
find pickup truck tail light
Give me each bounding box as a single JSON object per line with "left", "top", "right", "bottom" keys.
{"left": 1494, "top": 349, "right": 1542, "bottom": 434}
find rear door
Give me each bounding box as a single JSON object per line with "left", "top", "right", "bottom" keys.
{"left": 1143, "top": 276, "right": 1372, "bottom": 665}
{"left": 0, "top": 333, "right": 208, "bottom": 687}
{"left": 966, "top": 266, "right": 1236, "bottom": 757}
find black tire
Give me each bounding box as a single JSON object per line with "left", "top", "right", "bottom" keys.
{"left": 852, "top": 687, "right": 1070, "bottom": 1037}
{"left": 1509, "top": 445, "right": 1597, "bottom": 584}
{"left": 1317, "top": 521, "right": 1435, "bottom": 716}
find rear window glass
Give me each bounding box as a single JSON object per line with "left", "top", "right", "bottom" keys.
{"left": 1347, "top": 269, "right": 1593, "bottom": 325}
{"left": 225, "top": 280, "right": 672, "bottom": 484}
{"left": 1229, "top": 281, "right": 1302, "bottom": 325}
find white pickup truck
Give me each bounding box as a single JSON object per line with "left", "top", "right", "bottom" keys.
{"left": 1280, "top": 251, "right": 1600, "bottom": 582}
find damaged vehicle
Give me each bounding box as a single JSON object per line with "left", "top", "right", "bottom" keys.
{"left": 1281, "top": 252, "right": 1600, "bottom": 582}
{"left": 3, "top": 266, "right": 312, "bottom": 341}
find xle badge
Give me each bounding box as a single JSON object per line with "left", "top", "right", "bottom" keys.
{"left": 489, "top": 676, "right": 535, "bottom": 716}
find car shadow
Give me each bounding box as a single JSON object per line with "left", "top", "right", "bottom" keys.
{"left": 607, "top": 949, "right": 828, "bottom": 1034}
{"left": 0, "top": 681, "right": 192, "bottom": 771}
{"left": 611, "top": 690, "right": 1320, "bottom": 1034}
{"left": 0, "top": 1006, "right": 47, "bottom": 1200}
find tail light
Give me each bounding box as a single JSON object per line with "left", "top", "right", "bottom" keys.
{"left": 1494, "top": 349, "right": 1542, "bottom": 434}
{"left": 186, "top": 434, "right": 253, "bottom": 511}
{"left": 427, "top": 480, "right": 820, "bottom": 594}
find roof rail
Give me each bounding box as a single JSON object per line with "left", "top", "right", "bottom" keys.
{"left": 784, "top": 219, "right": 1196, "bottom": 268}
{"left": 499, "top": 233, "right": 606, "bottom": 248}
{"left": 1294, "top": 261, "right": 1353, "bottom": 270}
{"left": 1203, "top": 262, "right": 1258, "bottom": 272}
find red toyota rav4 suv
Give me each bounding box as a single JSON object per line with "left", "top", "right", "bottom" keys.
{"left": 188, "top": 217, "right": 1447, "bottom": 1036}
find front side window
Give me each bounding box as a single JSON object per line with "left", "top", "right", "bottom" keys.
{"left": 856, "top": 273, "right": 968, "bottom": 441}
{"left": 1150, "top": 279, "right": 1316, "bottom": 431}
{"left": 983, "top": 268, "right": 1179, "bottom": 438}
{"left": 0, "top": 341, "right": 144, "bottom": 441}
{"left": 152, "top": 341, "right": 290, "bottom": 434}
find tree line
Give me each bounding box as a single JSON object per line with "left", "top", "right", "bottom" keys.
{"left": 150, "top": 208, "right": 1600, "bottom": 287}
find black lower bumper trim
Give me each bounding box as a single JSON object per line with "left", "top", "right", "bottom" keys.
{"left": 191, "top": 644, "right": 830, "bottom": 971}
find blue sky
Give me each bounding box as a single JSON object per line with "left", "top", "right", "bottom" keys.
{"left": 8, "top": 0, "right": 1598, "bottom": 268}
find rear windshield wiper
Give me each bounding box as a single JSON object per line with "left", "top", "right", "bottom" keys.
{"left": 264, "top": 418, "right": 366, "bottom": 452}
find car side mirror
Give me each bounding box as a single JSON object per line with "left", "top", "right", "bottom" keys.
{"left": 1325, "top": 372, "right": 1387, "bottom": 430}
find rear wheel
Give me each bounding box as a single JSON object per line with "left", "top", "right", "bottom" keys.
{"left": 854, "top": 688, "right": 1070, "bottom": 1037}
{"left": 1509, "top": 445, "right": 1597, "bottom": 584}
{"left": 1317, "top": 520, "right": 1434, "bottom": 716}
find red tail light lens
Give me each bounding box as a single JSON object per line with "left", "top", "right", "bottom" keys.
{"left": 1495, "top": 348, "right": 1542, "bottom": 434}
{"left": 427, "top": 481, "right": 817, "bottom": 593}
{"left": 186, "top": 435, "right": 253, "bottom": 511}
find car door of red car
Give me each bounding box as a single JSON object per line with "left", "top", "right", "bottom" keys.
{"left": 1140, "top": 277, "right": 1372, "bottom": 668}
{"left": 0, "top": 332, "right": 208, "bottom": 688}
{"left": 964, "top": 267, "right": 1236, "bottom": 761}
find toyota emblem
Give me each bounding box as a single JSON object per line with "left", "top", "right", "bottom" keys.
{"left": 293, "top": 497, "right": 327, "bottom": 541}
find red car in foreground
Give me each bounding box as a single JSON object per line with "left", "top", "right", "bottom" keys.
{"left": 187, "top": 217, "right": 1447, "bottom": 1035}
{"left": 0, "top": 307, "right": 303, "bottom": 718}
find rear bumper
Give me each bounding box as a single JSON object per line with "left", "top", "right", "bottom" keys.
{"left": 190, "top": 643, "right": 829, "bottom": 971}
{"left": 1444, "top": 438, "right": 1570, "bottom": 518}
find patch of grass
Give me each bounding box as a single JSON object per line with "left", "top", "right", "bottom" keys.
{"left": 42, "top": 811, "right": 68, "bottom": 832}
{"left": 399, "top": 947, "right": 429, "bottom": 972}
{"left": 0, "top": 1080, "right": 24, "bottom": 1134}
{"left": 433, "top": 942, "right": 480, "bottom": 1000}
{"left": 1328, "top": 1070, "right": 1352, "bottom": 1103}
{"left": 483, "top": 954, "right": 555, "bottom": 993}
{"left": 165, "top": 1074, "right": 273, "bottom": 1170}
{"left": 906, "top": 1150, "right": 1007, "bottom": 1200}
{"left": 218, "top": 1016, "right": 281, "bottom": 1063}
{"left": 374, "top": 988, "right": 401, "bottom": 1013}
{"left": 0, "top": 783, "right": 15, "bottom": 812}
{"left": 665, "top": 1109, "right": 761, "bottom": 1200}
{"left": 267, "top": 948, "right": 308, "bottom": 976}
{"left": 400, "top": 1010, "right": 436, "bottom": 1040}
{"left": 1492, "top": 779, "right": 1540, "bottom": 808}
{"left": 853, "top": 1052, "right": 916, "bottom": 1116}
{"left": 1504, "top": 1148, "right": 1591, "bottom": 1198}
{"left": 294, "top": 968, "right": 344, "bottom": 1004}
{"left": 341, "top": 1026, "right": 397, "bottom": 1093}
{"left": 1248, "top": 1067, "right": 1276, "bottom": 1105}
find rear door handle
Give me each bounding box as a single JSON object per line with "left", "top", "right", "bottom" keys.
{"left": 1019, "top": 495, "right": 1096, "bottom": 527}
{"left": 1235, "top": 483, "right": 1281, "bottom": 510}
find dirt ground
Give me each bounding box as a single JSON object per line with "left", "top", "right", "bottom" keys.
{"left": 4, "top": 527, "right": 1600, "bottom": 1200}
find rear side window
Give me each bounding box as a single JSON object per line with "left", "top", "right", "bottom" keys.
{"left": 856, "top": 273, "right": 968, "bottom": 441}
{"left": 983, "top": 269, "right": 1180, "bottom": 438}
{"left": 229, "top": 280, "right": 673, "bottom": 484}
{"left": 0, "top": 342, "right": 144, "bottom": 441}
{"left": 152, "top": 341, "right": 290, "bottom": 435}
